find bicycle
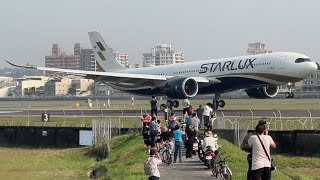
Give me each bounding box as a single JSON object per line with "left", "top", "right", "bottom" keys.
{"left": 212, "top": 154, "right": 232, "bottom": 180}
{"left": 162, "top": 141, "right": 173, "bottom": 165}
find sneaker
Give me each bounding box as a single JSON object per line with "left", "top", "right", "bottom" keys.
{"left": 179, "top": 161, "right": 183, "bottom": 163}
{"left": 173, "top": 161, "right": 176, "bottom": 163}
{"left": 190, "top": 157, "right": 194, "bottom": 159}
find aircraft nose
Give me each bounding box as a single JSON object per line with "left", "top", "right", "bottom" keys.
{"left": 311, "top": 62, "right": 319, "bottom": 71}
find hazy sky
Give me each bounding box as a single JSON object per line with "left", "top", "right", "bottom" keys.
{"left": 1, "top": 0, "right": 320, "bottom": 68}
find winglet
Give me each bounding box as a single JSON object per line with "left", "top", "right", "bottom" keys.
{"left": 5, "top": 60, "right": 36, "bottom": 69}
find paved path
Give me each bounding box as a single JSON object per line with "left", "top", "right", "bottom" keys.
{"left": 159, "top": 149, "right": 216, "bottom": 180}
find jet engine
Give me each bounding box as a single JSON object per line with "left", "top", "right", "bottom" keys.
{"left": 245, "top": 86, "right": 279, "bottom": 99}
{"left": 163, "top": 77, "right": 198, "bottom": 99}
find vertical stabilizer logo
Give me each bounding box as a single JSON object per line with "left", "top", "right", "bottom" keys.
{"left": 95, "top": 42, "right": 106, "bottom": 60}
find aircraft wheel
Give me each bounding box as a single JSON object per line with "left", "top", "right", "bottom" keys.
{"left": 285, "top": 92, "right": 291, "bottom": 98}
{"left": 219, "top": 100, "right": 225, "bottom": 108}
{"left": 290, "top": 92, "right": 294, "bottom": 98}
{"left": 172, "top": 100, "right": 179, "bottom": 108}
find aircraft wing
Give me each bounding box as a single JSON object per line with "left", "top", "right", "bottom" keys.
{"left": 5, "top": 60, "right": 218, "bottom": 86}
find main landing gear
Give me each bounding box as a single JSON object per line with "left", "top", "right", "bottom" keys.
{"left": 208, "top": 94, "right": 225, "bottom": 110}
{"left": 285, "top": 82, "right": 294, "bottom": 98}
{"left": 160, "top": 99, "right": 179, "bottom": 111}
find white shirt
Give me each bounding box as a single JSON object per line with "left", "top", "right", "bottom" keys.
{"left": 183, "top": 99, "right": 190, "bottom": 108}
{"left": 202, "top": 137, "right": 219, "bottom": 151}
{"left": 190, "top": 116, "right": 200, "bottom": 131}
{"left": 147, "top": 157, "right": 162, "bottom": 177}
{"left": 203, "top": 105, "right": 212, "bottom": 116}
{"left": 248, "top": 134, "right": 275, "bottom": 170}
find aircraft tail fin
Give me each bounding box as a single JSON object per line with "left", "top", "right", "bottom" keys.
{"left": 88, "top": 31, "right": 127, "bottom": 72}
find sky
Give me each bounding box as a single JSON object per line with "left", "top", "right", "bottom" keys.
{"left": 1, "top": 0, "right": 320, "bottom": 68}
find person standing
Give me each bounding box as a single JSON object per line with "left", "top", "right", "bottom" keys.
{"left": 248, "top": 124, "right": 276, "bottom": 180}
{"left": 150, "top": 96, "right": 158, "bottom": 118}
{"left": 203, "top": 103, "right": 213, "bottom": 128}
{"left": 190, "top": 113, "right": 200, "bottom": 137}
{"left": 185, "top": 125, "right": 196, "bottom": 159}
{"left": 173, "top": 124, "right": 184, "bottom": 163}
{"left": 168, "top": 112, "right": 177, "bottom": 133}
{"left": 142, "top": 122, "right": 152, "bottom": 154}
{"left": 183, "top": 98, "right": 190, "bottom": 119}
{"left": 150, "top": 117, "right": 159, "bottom": 149}
{"left": 188, "top": 105, "right": 194, "bottom": 116}
{"left": 207, "top": 113, "right": 217, "bottom": 131}
{"left": 196, "top": 105, "right": 204, "bottom": 128}
{"left": 146, "top": 149, "right": 162, "bottom": 180}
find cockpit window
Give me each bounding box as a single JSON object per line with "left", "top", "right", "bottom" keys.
{"left": 295, "top": 58, "right": 311, "bottom": 63}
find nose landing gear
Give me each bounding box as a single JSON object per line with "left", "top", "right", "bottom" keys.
{"left": 285, "top": 82, "right": 294, "bottom": 98}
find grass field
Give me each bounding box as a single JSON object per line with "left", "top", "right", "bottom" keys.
{"left": 0, "top": 147, "right": 95, "bottom": 180}
{"left": 0, "top": 98, "right": 320, "bottom": 110}
{"left": 0, "top": 134, "right": 319, "bottom": 179}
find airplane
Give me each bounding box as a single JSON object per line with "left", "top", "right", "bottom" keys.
{"left": 6, "top": 31, "right": 318, "bottom": 110}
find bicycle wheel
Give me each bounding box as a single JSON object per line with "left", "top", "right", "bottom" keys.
{"left": 211, "top": 163, "right": 218, "bottom": 178}
{"left": 164, "top": 151, "right": 172, "bottom": 165}
{"left": 220, "top": 165, "right": 232, "bottom": 180}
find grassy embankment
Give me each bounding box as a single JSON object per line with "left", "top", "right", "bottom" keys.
{"left": 97, "top": 134, "right": 320, "bottom": 180}
{"left": 0, "top": 147, "right": 95, "bottom": 180}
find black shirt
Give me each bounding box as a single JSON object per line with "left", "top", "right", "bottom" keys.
{"left": 161, "top": 131, "right": 172, "bottom": 141}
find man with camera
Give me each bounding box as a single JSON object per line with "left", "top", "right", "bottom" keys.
{"left": 145, "top": 149, "right": 162, "bottom": 180}
{"left": 248, "top": 121, "right": 276, "bottom": 180}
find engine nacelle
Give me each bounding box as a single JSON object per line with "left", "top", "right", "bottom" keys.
{"left": 163, "top": 77, "right": 198, "bottom": 99}
{"left": 245, "top": 86, "right": 279, "bottom": 99}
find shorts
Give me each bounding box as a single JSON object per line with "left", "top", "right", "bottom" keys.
{"left": 144, "top": 139, "right": 151, "bottom": 146}
{"left": 183, "top": 108, "right": 189, "bottom": 115}
{"left": 156, "top": 139, "right": 162, "bottom": 144}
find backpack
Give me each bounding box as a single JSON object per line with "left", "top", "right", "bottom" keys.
{"left": 168, "top": 120, "right": 176, "bottom": 129}
{"left": 144, "top": 158, "right": 156, "bottom": 175}
{"left": 143, "top": 126, "right": 151, "bottom": 137}
{"left": 152, "top": 124, "right": 161, "bottom": 135}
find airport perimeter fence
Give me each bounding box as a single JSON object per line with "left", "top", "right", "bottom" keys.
{"left": 1, "top": 108, "right": 319, "bottom": 146}
{"left": 215, "top": 109, "right": 320, "bottom": 148}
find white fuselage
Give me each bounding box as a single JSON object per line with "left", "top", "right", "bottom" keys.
{"left": 109, "top": 52, "right": 317, "bottom": 94}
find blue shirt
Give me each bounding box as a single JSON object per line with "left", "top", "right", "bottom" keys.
{"left": 173, "top": 129, "right": 184, "bottom": 142}
{"left": 150, "top": 99, "right": 157, "bottom": 109}
{"left": 186, "top": 116, "right": 191, "bottom": 127}
{"left": 150, "top": 121, "right": 157, "bottom": 130}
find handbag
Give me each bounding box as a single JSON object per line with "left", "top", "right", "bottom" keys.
{"left": 257, "top": 135, "right": 276, "bottom": 171}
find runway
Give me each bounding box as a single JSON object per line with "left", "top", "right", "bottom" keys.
{"left": 0, "top": 109, "right": 318, "bottom": 118}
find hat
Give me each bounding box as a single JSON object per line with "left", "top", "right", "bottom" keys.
{"left": 205, "top": 131, "right": 213, "bottom": 137}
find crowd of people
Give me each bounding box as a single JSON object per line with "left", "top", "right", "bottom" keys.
{"left": 142, "top": 97, "right": 220, "bottom": 179}
{"left": 143, "top": 97, "right": 276, "bottom": 180}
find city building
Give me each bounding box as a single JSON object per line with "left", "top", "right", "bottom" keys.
{"left": 45, "top": 44, "right": 81, "bottom": 76}
{"left": 45, "top": 78, "right": 73, "bottom": 96}
{"left": 303, "top": 70, "right": 320, "bottom": 91}
{"left": 111, "top": 49, "right": 130, "bottom": 68}
{"left": 16, "top": 76, "right": 49, "bottom": 96}
{"left": 0, "top": 76, "right": 15, "bottom": 88}
{"left": 44, "top": 77, "right": 94, "bottom": 96}
{"left": 246, "top": 43, "right": 272, "bottom": 55}
{"left": 80, "top": 49, "right": 96, "bottom": 71}
{"left": 142, "top": 44, "right": 184, "bottom": 67}
{"left": 71, "top": 79, "right": 94, "bottom": 96}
